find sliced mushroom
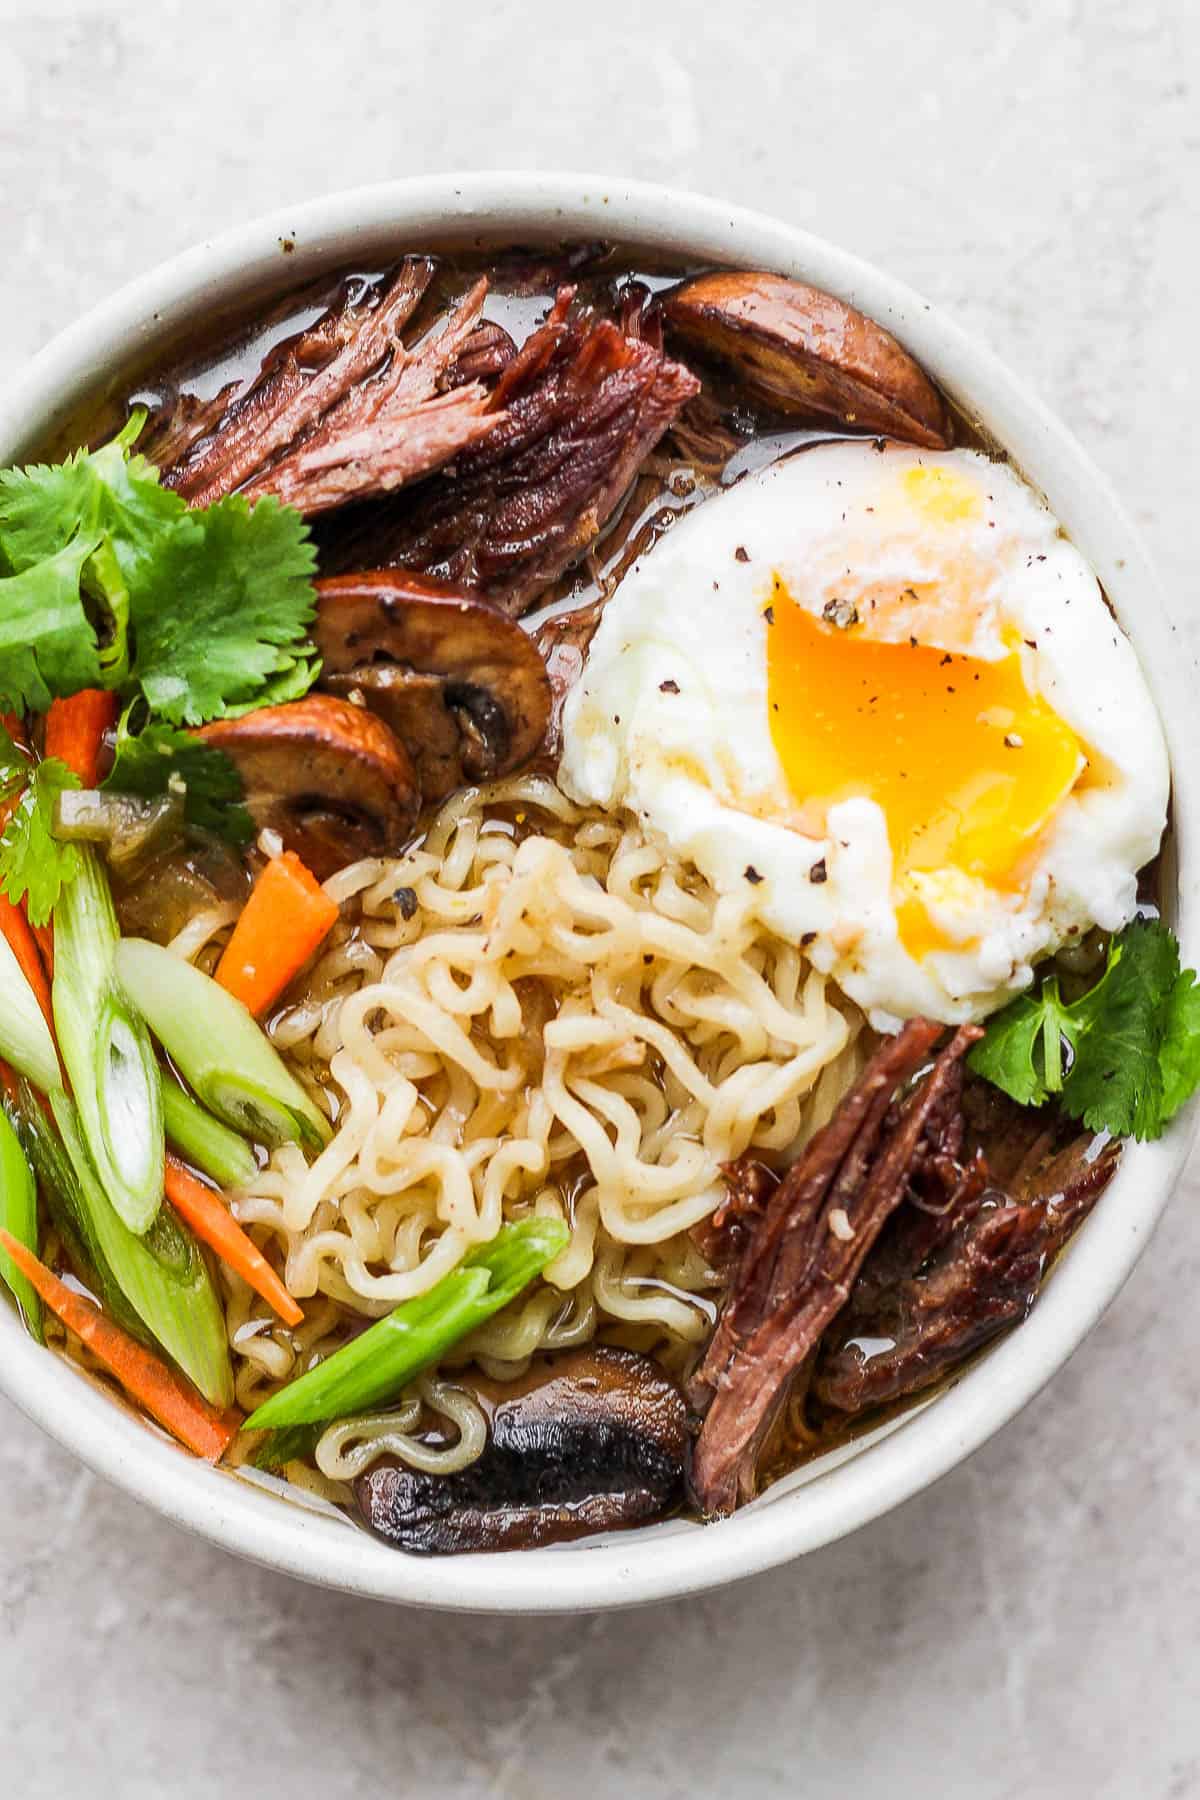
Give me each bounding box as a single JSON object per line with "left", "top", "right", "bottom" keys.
{"left": 314, "top": 570, "right": 552, "bottom": 803}
{"left": 197, "top": 694, "right": 419, "bottom": 879}
{"left": 355, "top": 1346, "right": 688, "bottom": 1554}
{"left": 324, "top": 665, "right": 467, "bottom": 803}
{"left": 663, "top": 271, "right": 951, "bottom": 448}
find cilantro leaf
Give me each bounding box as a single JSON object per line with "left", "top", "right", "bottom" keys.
{"left": 968, "top": 919, "right": 1200, "bottom": 1142}
{"left": 105, "top": 705, "right": 253, "bottom": 844}
{"left": 0, "top": 754, "right": 83, "bottom": 926}
{"left": 1157, "top": 965, "right": 1200, "bottom": 1126}
{"left": 129, "top": 495, "right": 318, "bottom": 725}
{"left": 219, "top": 649, "right": 322, "bottom": 717}
{"left": 0, "top": 720, "right": 31, "bottom": 807}
{"left": 0, "top": 412, "right": 183, "bottom": 587}
{"left": 0, "top": 418, "right": 320, "bottom": 727}
{"left": 0, "top": 535, "right": 105, "bottom": 711}
{"left": 965, "top": 989, "right": 1050, "bottom": 1107}
{"left": 0, "top": 414, "right": 185, "bottom": 697}
{"left": 1059, "top": 920, "right": 1179, "bottom": 1138}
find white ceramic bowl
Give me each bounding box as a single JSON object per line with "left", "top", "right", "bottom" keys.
{"left": 1, "top": 173, "right": 1196, "bottom": 1614}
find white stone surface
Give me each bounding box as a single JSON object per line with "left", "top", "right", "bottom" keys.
{"left": 1, "top": 1, "right": 1198, "bottom": 1794}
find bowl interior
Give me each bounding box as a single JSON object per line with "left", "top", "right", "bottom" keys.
{"left": 0, "top": 173, "right": 1196, "bottom": 1613}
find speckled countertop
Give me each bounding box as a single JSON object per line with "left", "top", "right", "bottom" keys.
{"left": 1, "top": 3, "right": 1197, "bottom": 1795}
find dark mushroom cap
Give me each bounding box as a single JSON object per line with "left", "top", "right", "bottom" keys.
{"left": 314, "top": 570, "right": 552, "bottom": 804}
{"left": 355, "top": 1345, "right": 688, "bottom": 1554}
{"left": 663, "top": 271, "right": 951, "bottom": 449}
{"left": 197, "top": 694, "right": 419, "bottom": 879}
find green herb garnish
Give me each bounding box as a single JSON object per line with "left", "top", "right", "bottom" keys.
{"left": 0, "top": 720, "right": 82, "bottom": 925}
{"left": 0, "top": 414, "right": 319, "bottom": 725}
{"left": 0, "top": 535, "right": 109, "bottom": 708}
{"left": 127, "top": 492, "right": 318, "bottom": 726}
{"left": 53, "top": 849, "right": 165, "bottom": 1234}
{"left": 104, "top": 703, "right": 253, "bottom": 843}
{"left": 968, "top": 918, "right": 1200, "bottom": 1141}
{"left": 0, "top": 418, "right": 316, "bottom": 896}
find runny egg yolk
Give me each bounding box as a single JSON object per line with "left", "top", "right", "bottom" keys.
{"left": 765, "top": 579, "right": 1085, "bottom": 955}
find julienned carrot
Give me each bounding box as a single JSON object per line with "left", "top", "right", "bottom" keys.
{"left": 0, "top": 1228, "right": 240, "bottom": 1461}
{"left": 164, "top": 1155, "right": 303, "bottom": 1328}
{"left": 28, "top": 914, "right": 53, "bottom": 980}
{"left": 43, "top": 689, "right": 119, "bottom": 786}
{"left": 0, "top": 893, "right": 54, "bottom": 1035}
{"left": 215, "top": 850, "right": 339, "bottom": 1017}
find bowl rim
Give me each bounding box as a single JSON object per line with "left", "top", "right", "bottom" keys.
{"left": 0, "top": 170, "right": 1196, "bottom": 1614}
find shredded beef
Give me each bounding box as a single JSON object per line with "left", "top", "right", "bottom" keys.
{"left": 440, "top": 319, "right": 517, "bottom": 390}
{"left": 162, "top": 259, "right": 438, "bottom": 506}
{"left": 317, "top": 286, "right": 701, "bottom": 615}
{"left": 849, "top": 1050, "right": 989, "bottom": 1307}
{"left": 688, "top": 1020, "right": 979, "bottom": 1516}
{"left": 691, "top": 1157, "right": 778, "bottom": 1276}
{"left": 139, "top": 383, "right": 241, "bottom": 474}
{"left": 158, "top": 260, "right": 514, "bottom": 517}
{"left": 238, "top": 278, "right": 504, "bottom": 515}
{"left": 812, "top": 1103, "right": 1121, "bottom": 1417}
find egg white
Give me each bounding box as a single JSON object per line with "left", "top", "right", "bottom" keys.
{"left": 558, "top": 441, "right": 1169, "bottom": 1028}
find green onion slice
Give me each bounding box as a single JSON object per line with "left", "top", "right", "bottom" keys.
{"left": 160, "top": 1079, "right": 259, "bottom": 1192}
{"left": 0, "top": 1103, "right": 42, "bottom": 1341}
{"left": 114, "top": 937, "right": 330, "bottom": 1153}
{"left": 0, "top": 926, "right": 60, "bottom": 1095}
{"left": 49, "top": 1089, "right": 233, "bottom": 1409}
{"left": 53, "top": 849, "right": 164, "bottom": 1234}
{"left": 245, "top": 1217, "right": 569, "bottom": 1431}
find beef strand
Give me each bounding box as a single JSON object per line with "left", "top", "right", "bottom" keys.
{"left": 317, "top": 286, "right": 701, "bottom": 615}
{"left": 689, "top": 1021, "right": 980, "bottom": 1516}
{"left": 812, "top": 1117, "right": 1121, "bottom": 1417}
{"left": 138, "top": 271, "right": 381, "bottom": 471}
{"left": 138, "top": 382, "right": 241, "bottom": 473}
{"left": 693, "top": 1021, "right": 943, "bottom": 1408}
{"left": 440, "top": 319, "right": 517, "bottom": 389}
{"left": 164, "top": 259, "right": 435, "bottom": 505}
{"left": 691, "top": 1156, "right": 778, "bottom": 1277}
{"left": 160, "top": 260, "right": 506, "bottom": 515}
{"left": 239, "top": 278, "right": 504, "bottom": 515}
{"left": 848, "top": 1050, "right": 989, "bottom": 1307}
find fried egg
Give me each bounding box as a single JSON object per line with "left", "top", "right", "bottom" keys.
{"left": 558, "top": 441, "right": 1169, "bottom": 1027}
